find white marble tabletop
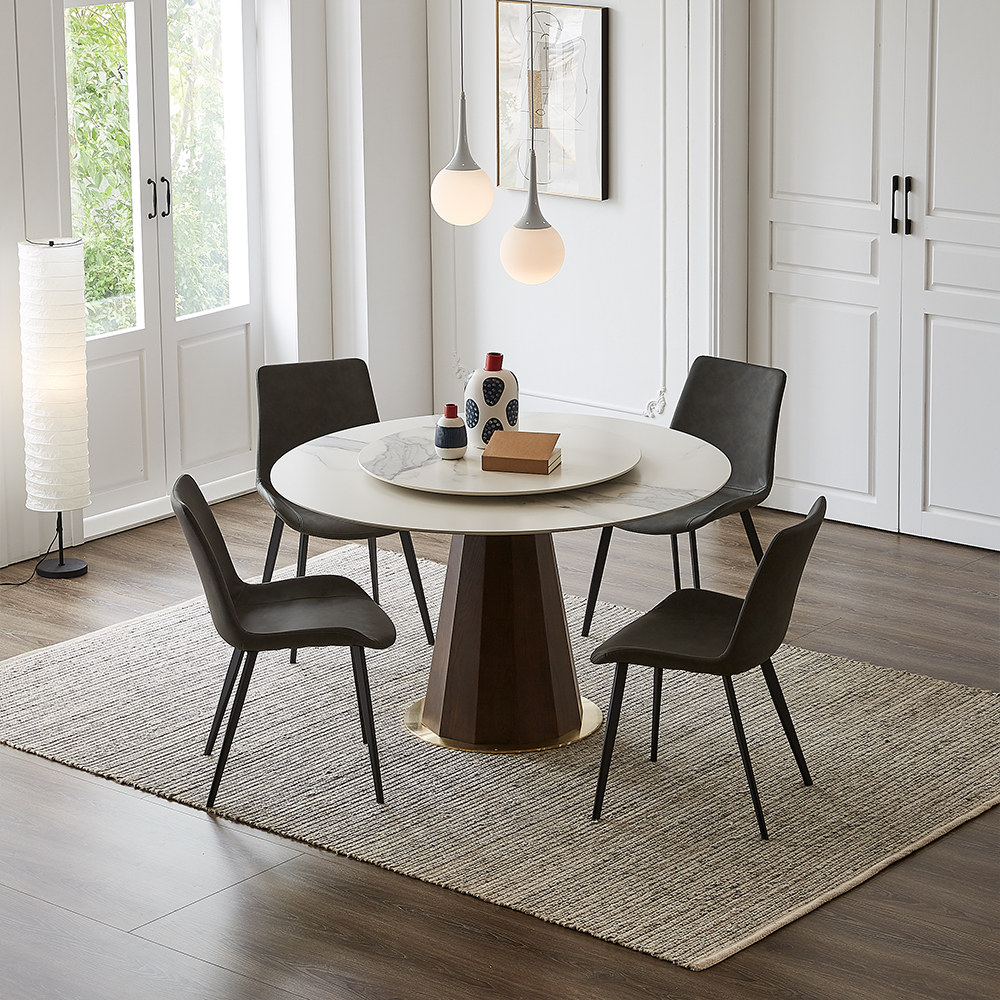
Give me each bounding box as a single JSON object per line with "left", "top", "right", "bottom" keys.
{"left": 270, "top": 412, "right": 731, "bottom": 536}
{"left": 358, "top": 421, "right": 642, "bottom": 496}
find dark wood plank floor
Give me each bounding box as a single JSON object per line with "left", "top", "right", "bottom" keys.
{"left": 1, "top": 494, "right": 997, "bottom": 1000}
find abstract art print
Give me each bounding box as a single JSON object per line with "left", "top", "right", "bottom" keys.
{"left": 497, "top": 2, "right": 608, "bottom": 200}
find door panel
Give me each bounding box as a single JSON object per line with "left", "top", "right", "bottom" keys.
{"left": 770, "top": 295, "right": 878, "bottom": 497}
{"left": 68, "top": 0, "right": 260, "bottom": 530}
{"left": 86, "top": 351, "right": 153, "bottom": 497}
{"left": 176, "top": 325, "right": 252, "bottom": 468}
{"left": 152, "top": 0, "right": 261, "bottom": 487}
{"left": 770, "top": 0, "right": 882, "bottom": 206}
{"left": 898, "top": 0, "right": 1000, "bottom": 547}
{"left": 750, "top": 0, "right": 905, "bottom": 530}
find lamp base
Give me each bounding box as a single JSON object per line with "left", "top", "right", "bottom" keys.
{"left": 37, "top": 557, "right": 88, "bottom": 579}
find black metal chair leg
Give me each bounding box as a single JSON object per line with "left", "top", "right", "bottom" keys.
{"left": 689, "top": 531, "right": 701, "bottom": 589}
{"left": 261, "top": 515, "right": 284, "bottom": 583}
{"left": 399, "top": 531, "right": 434, "bottom": 645}
{"left": 670, "top": 534, "right": 682, "bottom": 590}
{"left": 207, "top": 650, "right": 258, "bottom": 809}
{"left": 650, "top": 667, "right": 663, "bottom": 762}
{"left": 351, "top": 646, "right": 384, "bottom": 804}
{"left": 722, "top": 675, "right": 768, "bottom": 840}
{"left": 367, "top": 538, "right": 379, "bottom": 604}
{"left": 289, "top": 535, "right": 310, "bottom": 663}
{"left": 582, "top": 526, "right": 613, "bottom": 637}
{"left": 296, "top": 533, "right": 309, "bottom": 576}
{"left": 205, "top": 647, "right": 243, "bottom": 755}
{"left": 592, "top": 662, "right": 629, "bottom": 820}
{"left": 761, "top": 659, "right": 812, "bottom": 785}
{"left": 741, "top": 509, "right": 764, "bottom": 564}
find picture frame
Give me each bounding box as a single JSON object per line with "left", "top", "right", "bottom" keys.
{"left": 496, "top": 2, "right": 609, "bottom": 201}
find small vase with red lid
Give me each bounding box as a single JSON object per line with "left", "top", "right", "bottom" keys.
{"left": 463, "top": 352, "right": 519, "bottom": 448}
{"left": 435, "top": 403, "right": 468, "bottom": 459}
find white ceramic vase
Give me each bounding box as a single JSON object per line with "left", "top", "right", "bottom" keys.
{"left": 463, "top": 352, "right": 519, "bottom": 448}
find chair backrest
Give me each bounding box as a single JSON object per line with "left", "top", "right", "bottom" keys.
{"left": 724, "top": 497, "right": 826, "bottom": 671}
{"left": 670, "top": 356, "right": 786, "bottom": 500}
{"left": 257, "top": 358, "right": 380, "bottom": 492}
{"left": 171, "top": 474, "right": 247, "bottom": 649}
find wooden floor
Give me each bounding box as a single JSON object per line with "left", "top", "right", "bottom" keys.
{"left": 1, "top": 493, "right": 997, "bottom": 1000}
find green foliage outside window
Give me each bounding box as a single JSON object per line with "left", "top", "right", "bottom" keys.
{"left": 66, "top": 0, "right": 231, "bottom": 336}
{"left": 66, "top": 4, "right": 135, "bottom": 336}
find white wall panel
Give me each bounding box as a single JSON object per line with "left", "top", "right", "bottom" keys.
{"left": 928, "top": 0, "right": 1000, "bottom": 219}
{"left": 923, "top": 317, "right": 1000, "bottom": 518}
{"left": 176, "top": 327, "right": 252, "bottom": 468}
{"left": 771, "top": 0, "right": 880, "bottom": 205}
{"left": 87, "top": 354, "right": 148, "bottom": 495}
{"left": 770, "top": 294, "right": 876, "bottom": 496}
{"left": 772, "top": 223, "right": 878, "bottom": 280}
{"left": 927, "top": 241, "right": 1000, "bottom": 297}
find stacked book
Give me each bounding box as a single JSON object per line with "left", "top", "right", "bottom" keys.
{"left": 481, "top": 431, "right": 562, "bottom": 475}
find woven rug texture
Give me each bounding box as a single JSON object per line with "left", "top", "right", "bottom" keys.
{"left": 1, "top": 544, "right": 998, "bottom": 970}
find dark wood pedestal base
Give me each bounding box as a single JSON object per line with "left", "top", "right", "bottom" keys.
{"left": 411, "top": 533, "right": 602, "bottom": 752}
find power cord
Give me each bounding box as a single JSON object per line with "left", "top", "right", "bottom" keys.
{"left": 0, "top": 531, "right": 59, "bottom": 587}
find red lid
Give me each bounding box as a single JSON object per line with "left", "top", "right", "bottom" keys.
{"left": 444, "top": 403, "right": 458, "bottom": 419}
{"left": 485, "top": 352, "right": 503, "bottom": 372}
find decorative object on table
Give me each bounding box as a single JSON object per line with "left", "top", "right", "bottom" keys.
{"left": 497, "top": 2, "right": 609, "bottom": 201}
{"left": 499, "top": 0, "right": 565, "bottom": 283}
{"left": 431, "top": 0, "right": 494, "bottom": 225}
{"left": 464, "top": 352, "right": 519, "bottom": 447}
{"left": 356, "top": 416, "right": 642, "bottom": 497}
{"left": 481, "top": 430, "right": 561, "bottom": 474}
{"left": 434, "top": 403, "right": 468, "bottom": 459}
{"left": 18, "top": 239, "right": 90, "bottom": 579}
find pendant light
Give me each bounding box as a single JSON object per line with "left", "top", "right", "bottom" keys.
{"left": 500, "top": 0, "right": 564, "bottom": 284}
{"left": 431, "top": 0, "right": 494, "bottom": 226}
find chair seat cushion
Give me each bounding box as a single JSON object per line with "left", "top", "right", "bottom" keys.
{"left": 590, "top": 589, "right": 748, "bottom": 675}
{"left": 619, "top": 486, "right": 761, "bottom": 536}
{"left": 233, "top": 574, "right": 396, "bottom": 651}
{"left": 258, "top": 482, "right": 396, "bottom": 541}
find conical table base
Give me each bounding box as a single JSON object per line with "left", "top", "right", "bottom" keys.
{"left": 411, "top": 533, "right": 602, "bottom": 753}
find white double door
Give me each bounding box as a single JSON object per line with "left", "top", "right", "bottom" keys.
{"left": 76, "top": 0, "right": 261, "bottom": 531}
{"left": 749, "top": 0, "right": 1000, "bottom": 549}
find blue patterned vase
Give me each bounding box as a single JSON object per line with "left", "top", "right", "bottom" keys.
{"left": 463, "top": 352, "right": 519, "bottom": 448}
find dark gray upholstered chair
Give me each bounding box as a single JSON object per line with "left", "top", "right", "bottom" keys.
{"left": 172, "top": 475, "right": 396, "bottom": 809}
{"left": 581, "top": 356, "right": 786, "bottom": 637}
{"left": 590, "top": 496, "right": 825, "bottom": 840}
{"left": 257, "top": 359, "right": 434, "bottom": 654}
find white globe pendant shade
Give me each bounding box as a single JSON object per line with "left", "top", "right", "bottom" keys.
{"left": 431, "top": 94, "right": 495, "bottom": 226}
{"left": 18, "top": 240, "right": 90, "bottom": 513}
{"left": 500, "top": 151, "right": 564, "bottom": 284}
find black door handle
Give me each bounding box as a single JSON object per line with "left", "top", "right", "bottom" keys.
{"left": 891, "top": 175, "right": 900, "bottom": 234}
{"left": 147, "top": 177, "right": 157, "bottom": 219}
{"left": 160, "top": 176, "right": 172, "bottom": 218}
{"left": 904, "top": 175, "right": 913, "bottom": 235}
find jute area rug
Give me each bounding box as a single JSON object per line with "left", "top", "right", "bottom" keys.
{"left": 1, "top": 544, "right": 998, "bottom": 970}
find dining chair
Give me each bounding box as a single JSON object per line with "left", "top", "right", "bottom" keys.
{"left": 171, "top": 474, "right": 396, "bottom": 809}
{"left": 589, "top": 496, "right": 825, "bottom": 840}
{"left": 581, "top": 356, "right": 786, "bottom": 637}
{"left": 256, "top": 359, "right": 435, "bottom": 654}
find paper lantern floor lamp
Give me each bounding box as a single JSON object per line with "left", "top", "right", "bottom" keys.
{"left": 18, "top": 239, "right": 90, "bottom": 578}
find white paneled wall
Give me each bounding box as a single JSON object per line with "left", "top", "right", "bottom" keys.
{"left": 426, "top": 0, "right": 749, "bottom": 423}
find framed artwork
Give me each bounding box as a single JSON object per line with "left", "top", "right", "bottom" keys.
{"left": 497, "top": 2, "right": 608, "bottom": 201}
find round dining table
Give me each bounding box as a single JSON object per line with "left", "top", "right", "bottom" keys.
{"left": 271, "top": 412, "right": 730, "bottom": 753}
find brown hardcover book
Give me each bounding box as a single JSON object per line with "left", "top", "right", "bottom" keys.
{"left": 481, "top": 431, "right": 562, "bottom": 475}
